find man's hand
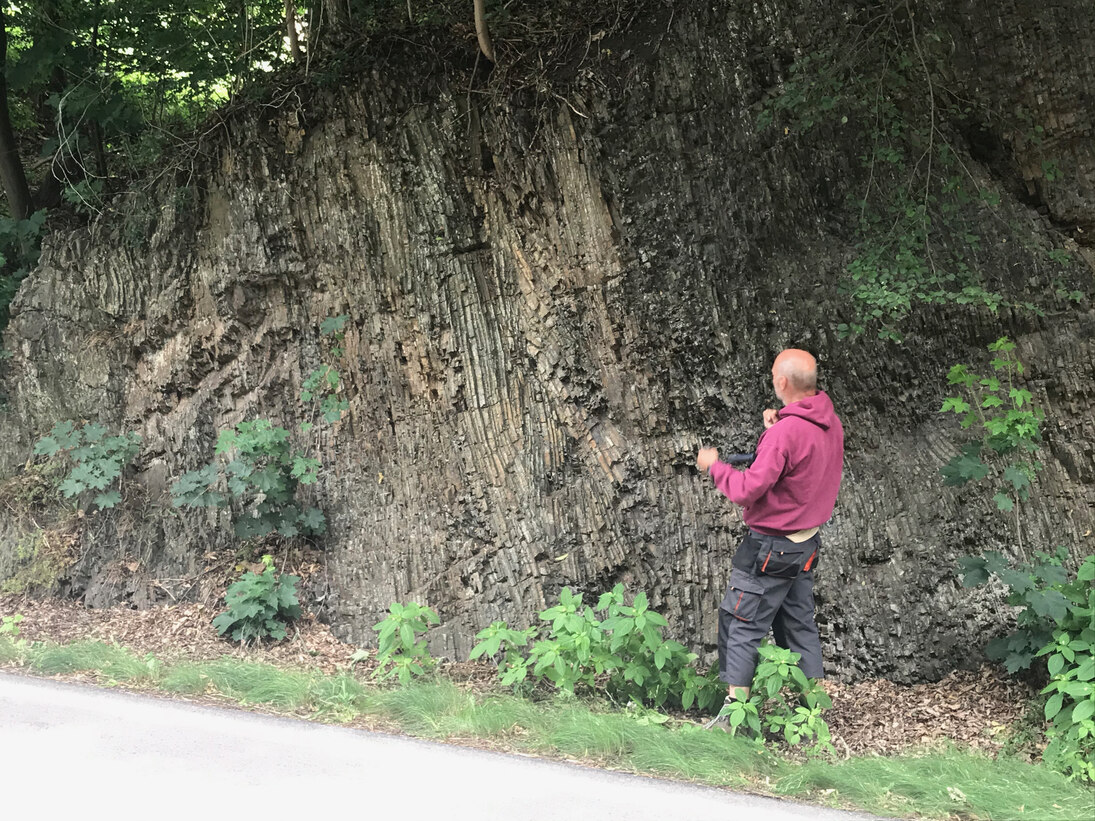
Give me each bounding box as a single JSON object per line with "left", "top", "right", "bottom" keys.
{"left": 763, "top": 408, "right": 780, "bottom": 429}
{"left": 696, "top": 447, "right": 719, "bottom": 474}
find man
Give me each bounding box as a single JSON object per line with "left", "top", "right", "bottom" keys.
{"left": 696, "top": 348, "right": 844, "bottom": 713}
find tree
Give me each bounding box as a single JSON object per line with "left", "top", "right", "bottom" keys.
{"left": 0, "top": 1, "right": 294, "bottom": 216}
{"left": 0, "top": 6, "right": 32, "bottom": 220}
{"left": 0, "top": 1, "right": 298, "bottom": 327}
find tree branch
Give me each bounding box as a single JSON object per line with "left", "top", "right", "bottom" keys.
{"left": 474, "top": 0, "right": 495, "bottom": 63}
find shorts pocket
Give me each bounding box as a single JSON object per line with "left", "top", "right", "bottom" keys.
{"left": 719, "top": 569, "right": 764, "bottom": 622}
{"left": 756, "top": 540, "right": 810, "bottom": 578}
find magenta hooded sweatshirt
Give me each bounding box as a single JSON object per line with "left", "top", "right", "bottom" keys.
{"left": 709, "top": 391, "right": 844, "bottom": 535}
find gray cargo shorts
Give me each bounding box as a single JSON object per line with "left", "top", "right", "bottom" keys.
{"left": 717, "top": 530, "right": 824, "bottom": 687}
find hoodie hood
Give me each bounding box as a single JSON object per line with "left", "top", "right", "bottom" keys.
{"left": 778, "top": 390, "right": 837, "bottom": 431}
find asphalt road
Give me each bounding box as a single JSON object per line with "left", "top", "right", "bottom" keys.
{"left": 0, "top": 673, "right": 889, "bottom": 820}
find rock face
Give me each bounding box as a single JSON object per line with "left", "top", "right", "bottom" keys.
{"left": 0, "top": 1, "right": 1092, "bottom": 682}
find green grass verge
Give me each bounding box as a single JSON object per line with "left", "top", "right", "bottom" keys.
{"left": 772, "top": 747, "right": 1095, "bottom": 821}
{"left": 162, "top": 659, "right": 313, "bottom": 710}
{"left": 360, "top": 682, "right": 760, "bottom": 789}
{"left": 27, "top": 640, "right": 155, "bottom": 681}
{"left": 162, "top": 659, "right": 368, "bottom": 719}
{"left": 2, "top": 639, "right": 1092, "bottom": 820}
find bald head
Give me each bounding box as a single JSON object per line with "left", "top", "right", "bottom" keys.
{"left": 772, "top": 349, "right": 817, "bottom": 405}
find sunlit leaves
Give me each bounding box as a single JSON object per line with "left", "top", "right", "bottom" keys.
{"left": 7, "top": 0, "right": 293, "bottom": 182}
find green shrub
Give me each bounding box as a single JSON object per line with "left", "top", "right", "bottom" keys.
{"left": 33, "top": 420, "right": 141, "bottom": 510}
{"left": 372, "top": 601, "right": 440, "bottom": 685}
{"left": 718, "top": 641, "right": 834, "bottom": 753}
{"left": 1036, "top": 555, "right": 1095, "bottom": 782}
{"left": 0, "top": 209, "right": 47, "bottom": 330}
{"left": 470, "top": 620, "right": 538, "bottom": 687}
{"left": 957, "top": 545, "right": 1089, "bottom": 782}
{"left": 944, "top": 342, "right": 1093, "bottom": 782}
{"left": 170, "top": 316, "right": 352, "bottom": 539}
{"left": 171, "top": 419, "right": 325, "bottom": 539}
{"left": 0, "top": 613, "right": 24, "bottom": 637}
{"left": 959, "top": 546, "right": 1078, "bottom": 673}
{"left": 939, "top": 337, "right": 1043, "bottom": 513}
{"left": 300, "top": 365, "right": 349, "bottom": 427}
{"left": 212, "top": 554, "right": 301, "bottom": 643}
{"left": 470, "top": 584, "right": 724, "bottom": 713}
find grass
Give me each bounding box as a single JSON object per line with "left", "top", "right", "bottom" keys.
{"left": 626, "top": 723, "right": 762, "bottom": 786}
{"left": 361, "top": 682, "right": 761, "bottom": 789}
{"left": 772, "top": 748, "right": 1095, "bottom": 821}
{"left": 2, "top": 637, "right": 1092, "bottom": 820}
{"left": 163, "top": 659, "right": 313, "bottom": 710}
{"left": 310, "top": 672, "right": 369, "bottom": 719}
{"left": 26, "top": 640, "right": 154, "bottom": 682}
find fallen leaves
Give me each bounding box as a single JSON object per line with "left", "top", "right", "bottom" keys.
{"left": 822, "top": 666, "right": 1036, "bottom": 758}
{"left": 0, "top": 593, "right": 350, "bottom": 673}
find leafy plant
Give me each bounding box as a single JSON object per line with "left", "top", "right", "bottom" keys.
{"left": 372, "top": 602, "right": 441, "bottom": 685}
{"left": 525, "top": 586, "right": 609, "bottom": 692}
{"left": 1047, "top": 248, "right": 1072, "bottom": 266}
{"left": 211, "top": 555, "right": 301, "bottom": 643}
{"left": 471, "top": 585, "right": 724, "bottom": 712}
{"left": 716, "top": 641, "right": 834, "bottom": 753}
{"left": 0, "top": 209, "right": 48, "bottom": 330}
{"left": 300, "top": 314, "right": 350, "bottom": 430}
{"left": 172, "top": 316, "right": 353, "bottom": 539}
{"left": 945, "top": 337, "right": 1092, "bottom": 782}
{"left": 1037, "top": 558, "right": 1095, "bottom": 782}
{"left": 594, "top": 585, "right": 724, "bottom": 710}
{"left": 961, "top": 552, "right": 1095, "bottom": 782}
{"left": 33, "top": 420, "right": 141, "bottom": 510}
{"left": 301, "top": 366, "right": 349, "bottom": 427}
{"left": 939, "top": 338, "right": 1043, "bottom": 513}
{"left": 0, "top": 613, "right": 24, "bottom": 637}
{"left": 171, "top": 419, "right": 325, "bottom": 539}
{"left": 958, "top": 547, "right": 1080, "bottom": 673}
{"left": 470, "top": 620, "right": 538, "bottom": 687}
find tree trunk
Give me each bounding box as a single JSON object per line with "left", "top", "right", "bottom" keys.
{"left": 89, "top": 0, "right": 107, "bottom": 179}
{"left": 0, "top": 8, "right": 34, "bottom": 220}
{"left": 1, "top": 1, "right": 1093, "bottom": 684}
{"left": 321, "top": 0, "right": 350, "bottom": 31}
{"left": 285, "top": 0, "right": 303, "bottom": 62}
